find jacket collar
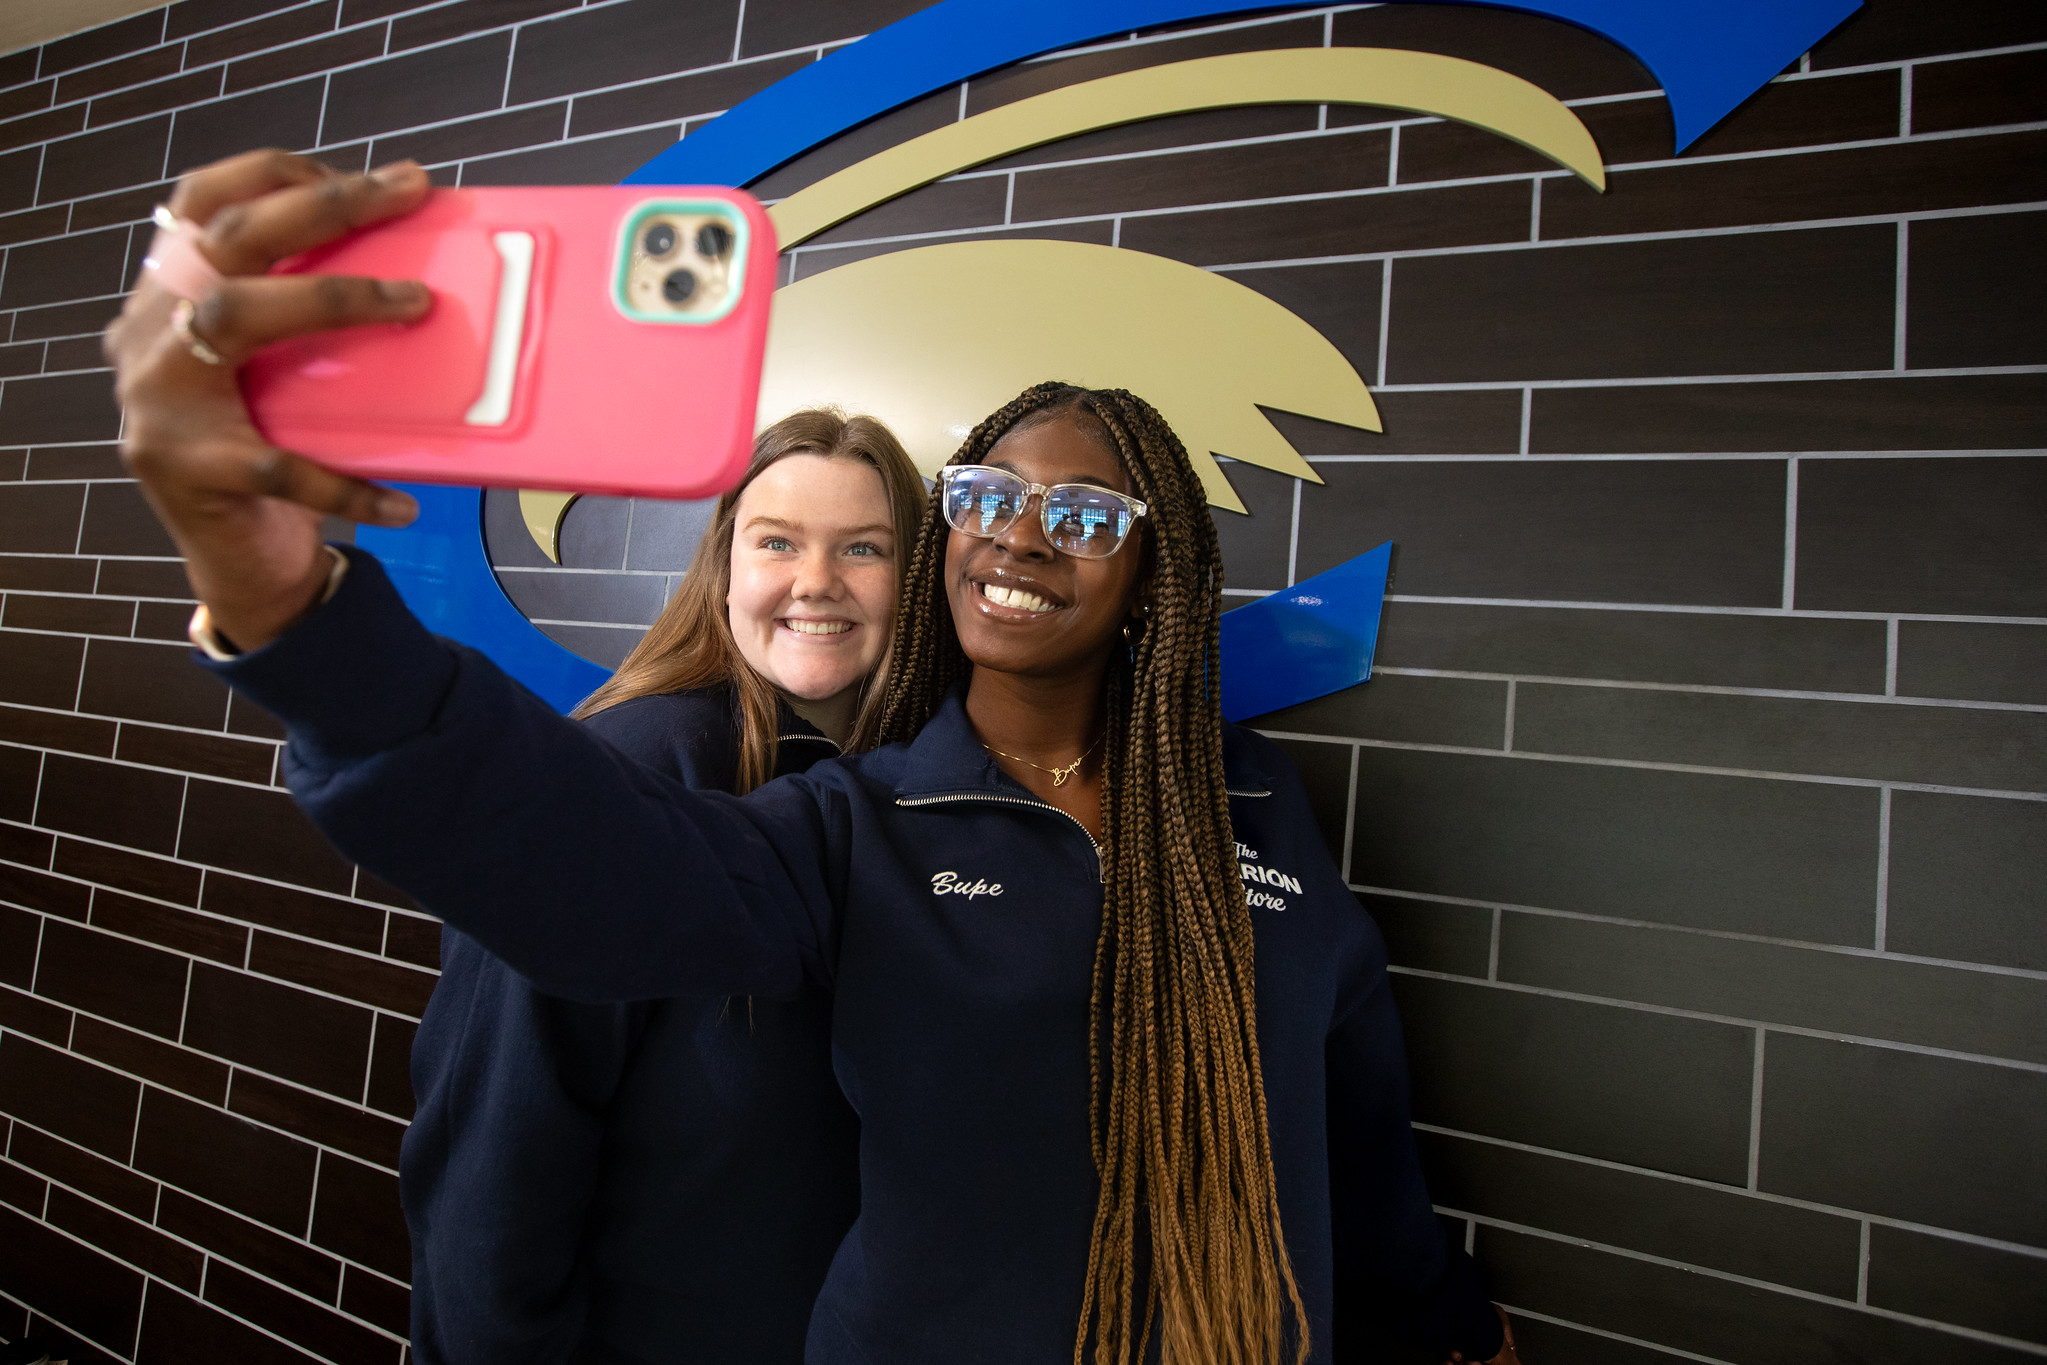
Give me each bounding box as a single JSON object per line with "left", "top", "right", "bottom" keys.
{"left": 769, "top": 695, "right": 840, "bottom": 752}
{"left": 892, "top": 687, "right": 1270, "bottom": 801}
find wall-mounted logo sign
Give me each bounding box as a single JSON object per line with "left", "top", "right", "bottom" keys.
{"left": 359, "top": 0, "right": 1858, "bottom": 715}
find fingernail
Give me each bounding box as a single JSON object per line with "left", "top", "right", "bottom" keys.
{"left": 374, "top": 489, "right": 418, "bottom": 526}
{"left": 370, "top": 160, "right": 423, "bottom": 187}
{"left": 377, "top": 278, "right": 429, "bottom": 306}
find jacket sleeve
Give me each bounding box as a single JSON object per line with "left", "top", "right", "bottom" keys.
{"left": 201, "top": 546, "right": 843, "bottom": 1004}
{"left": 406, "top": 688, "right": 760, "bottom": 1361}
{"left": 1326, "top": 959, "right": 1502, "bottom": 1362}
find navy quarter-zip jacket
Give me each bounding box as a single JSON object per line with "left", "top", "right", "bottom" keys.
{"left": 407, "top": 688, "right": 857, "bottom": 1363}
{"left": 211, "top": 548, "right": 1503, "bottom": 1364}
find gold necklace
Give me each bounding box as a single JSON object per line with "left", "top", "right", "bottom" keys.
{"left": 984, "top": 733, "right": 1103, "bottom": 787}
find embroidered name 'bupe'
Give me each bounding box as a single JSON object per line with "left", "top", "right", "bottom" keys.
{"left": 932, "top": 871, "right": 1003, "bottom": 899}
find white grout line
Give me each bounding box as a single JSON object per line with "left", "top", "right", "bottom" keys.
{"left": 1296, "top": 729, "right": 2047, "bottom": 802}
{"left": 1747, "top": 1029, "right": 1766, "bottom": 1189}
{"left": 1874, "top": 786, "right": 1892, "bottom": 953}
{"left": 27, "top": 750, "right": 46, "bottom": 830}
{"left": 1493, "top": 1307, "right": 1736, "bottom": 1365}
{"left": 1374, "top": 255, "right": 1392, "bottom": 388}
{"left": 1486, "top": 906, "right": 1502, "bottom": 981}
{"left": 498, "top": 25, "right": 517, "bottom": 110}
{"left": 1175, "top": 200, "right": 2047, "bottom": 276}
{"left": 1390, "top": 963, "right": 2047, "bottom": 1074}
{"left": 1366, "top": 593, "right": 2047, "bottom": 626}
{"left": 1467, "top": 1215, "right": 2047, "bottom": 1357}
{"left": 1893, "top": 219, "right": 1909, "bottom": 370}
{"left": 1315, "top": 363, "right": 2047, "bottom": 394}
{"left": 1781, "top": 457, "right": 1799, "bottom": 611}
{"left": 1338, "top": 743, "right": 1359, "bottom": 876}
{"left": 1285, "top": 476, "right": 1302, "bottom": 585}
{"left": 174, "top": 952, "right": 192, "bottom": 1047}
{"left": 312, "top": 71, "right": 336, "bottom": 150}
{"left": 1858, "top": 1220, "right": 1872, "bottom": 1304}
{"left": 1501, "top": 678, "right": 1516, "bottom": 750}
{"left": 1344, "top": 883, "right": 2047, "bottom": 983}
{"left": 1885, "top": 619, "right": 1900, "bottom": 696}
{"left": 1280, "top": 665, "right": 2047, "bottom": 712}
{"left": 360, "top": 1012, "right": 380, "bottom": 1107}
{"left": 730, "top": 0, "right": 746, "bottom": 66}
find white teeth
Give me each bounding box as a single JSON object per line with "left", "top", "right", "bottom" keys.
{"left": 784, "top": 619, "right": 853, "bottom": 635}
{"left": 980, "top": 583, "right": 1056, "bottom": 612}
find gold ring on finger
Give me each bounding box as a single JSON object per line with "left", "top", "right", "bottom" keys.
{"left": 171, "top": 296, "right": 226, "bottom": 366}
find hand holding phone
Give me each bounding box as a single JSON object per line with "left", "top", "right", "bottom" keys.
{"left": 106, "top": 152, "right": 437, "bottom": 653}
{"left": 242, "top": 184, "right": 777, "bottom": 499}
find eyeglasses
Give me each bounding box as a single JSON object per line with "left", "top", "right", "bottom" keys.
{"left": 938, "top": 464, "right": 1148, "bottom": 559}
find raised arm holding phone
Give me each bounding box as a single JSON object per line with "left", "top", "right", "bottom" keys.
{"left": 106, "top": 150, "right": 1520, "bottom": 1365}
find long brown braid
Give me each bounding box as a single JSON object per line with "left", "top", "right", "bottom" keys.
{"left": 876, "top": 383, "right": 1310, "bottom": 1365}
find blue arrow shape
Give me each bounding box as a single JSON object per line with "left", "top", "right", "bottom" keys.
{"left": 630, "top": 0, "right": 1860, "bottom": 190}
{"left": 1220, "top": 542, "right": 1392, "bottom": 723}
{"left": 358, "top": 485, "right": 609, "bottom": 714}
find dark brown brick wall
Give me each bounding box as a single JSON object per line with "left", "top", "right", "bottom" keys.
{"left": 1, "top": 0, "right": 2043, "bottom": 1361}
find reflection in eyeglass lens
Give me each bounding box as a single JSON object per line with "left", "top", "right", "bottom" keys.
{"left": 973, "top": 490, "right": 1011, "bottom": 532}
{"left": 945, "top": 468, "right": 1137, "bottom": 558}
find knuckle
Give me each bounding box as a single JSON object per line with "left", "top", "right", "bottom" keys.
{"left": 313, "top": 273, "right": 361, "bottom": 320}
{"left": 193, "top": 285, "right": 239, "bottom": 341}
{"left": 246, "top": 448, "right": 296, "bottom": 499}
{"left": 119, "top": 437, "right": 161, "bottom": 477}
{"left": 166, "top": 166, "right": 212, "bottom": 216}
{"left": 205, "top": 202, "right": 253, "bottom": 249}
{"left": 314, "top": 174, "right": 357, "bottom": 224}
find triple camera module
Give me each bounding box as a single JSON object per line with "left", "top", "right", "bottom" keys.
{"left": 619, "top": 206, "right": 742, "bottom": 322}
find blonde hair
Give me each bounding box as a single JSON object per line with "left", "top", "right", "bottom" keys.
{"left": 575, "top": 409, "right": 926, "bottom": 793}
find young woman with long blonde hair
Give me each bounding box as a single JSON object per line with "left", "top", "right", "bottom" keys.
{"left": 408, "top": 411, "right": 923, "bottom": 1360}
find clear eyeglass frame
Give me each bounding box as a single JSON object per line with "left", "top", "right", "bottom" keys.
{"left": 939, "top": 464, "right": 1149, "bottom": 559}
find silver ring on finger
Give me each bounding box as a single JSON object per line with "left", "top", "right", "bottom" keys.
{"left": 171, "top": 296, "right": 227, "bottom": 366}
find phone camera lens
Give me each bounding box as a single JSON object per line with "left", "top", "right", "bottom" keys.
{"left": 661, "top": 268, "right": 698, "bottom": 305}
{"left": 642, "top": 223, "right": 677, "bottom": 256}
{"left": 695, "top": 222, "right": 733, "bottom": 258}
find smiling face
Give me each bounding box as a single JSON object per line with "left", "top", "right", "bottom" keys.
{"left": 946, "top": 413, "right": 1149, "bottom": 681}
{"left": 727, "top": 453, "right": 898, "bottom": 704}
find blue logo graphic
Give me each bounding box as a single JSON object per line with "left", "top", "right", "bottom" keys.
{"left": 361, "top": 0, "right": 1859, "bottom": 717}
{"left": 635, "top": 0, "right": 1859, "bottom": 187}
{"left": 1220, "top": 543, "right": 1393, "bottom": 724}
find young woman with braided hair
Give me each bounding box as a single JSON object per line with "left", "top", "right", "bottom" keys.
{"left": 105, "top": 153, "right": 1520, "bottom": 1365}
{"left": 875, "top": 382, "right": 1321, "bottom": 1363}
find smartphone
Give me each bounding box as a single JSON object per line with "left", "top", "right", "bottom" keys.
{"left": 241, "top": 186, "right": 776, "bottom": 500}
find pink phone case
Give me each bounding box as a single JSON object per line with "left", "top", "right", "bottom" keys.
{"left": 242, "top": 186, "right": 776, "bottom": 500}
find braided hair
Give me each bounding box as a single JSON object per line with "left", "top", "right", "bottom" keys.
{"left": 876, "top": 383, "right": 1310, "bottom": 1365}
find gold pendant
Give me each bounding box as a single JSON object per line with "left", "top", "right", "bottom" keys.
{"left": 1050, "top": 759, "right": 1083, "bottom": 786}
